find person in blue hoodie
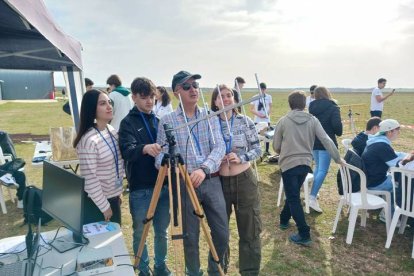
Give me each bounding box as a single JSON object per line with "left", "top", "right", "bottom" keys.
{"left": 362, "top": 119, "right": 409, "bottom": 216}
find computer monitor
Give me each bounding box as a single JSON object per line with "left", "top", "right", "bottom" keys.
{"left": 42, "top": 161, "right": 87, "bottom": 253}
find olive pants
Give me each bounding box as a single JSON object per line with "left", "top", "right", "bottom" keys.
{"left": 221, "top": 168, "right": 262, "bottom": 276}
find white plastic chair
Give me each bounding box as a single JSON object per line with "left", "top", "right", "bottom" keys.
{"left": 0, "top": 147, "right": 15, "bottom": 214}
{"left": 385, "top": 167, "right": 414, "bottom": 258}
{"left": 342, "top": 138, "right": 352, "bottom": 152}
{"left": 277, "top": 173, "right": 314, "bottom": 214}
{"left": 332, "top": 163, "right": 390, "bottom": 244}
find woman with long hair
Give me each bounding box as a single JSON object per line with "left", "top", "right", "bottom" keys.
{"left": 308, "top": 86, "right": 343, "bottom": 212}
{"left": 153, "top": 86, "right": 173, "bottom": 119}
{"left": 211, "top": 84, "right": 262, "bottom": 275}
{"left": 73, "top": 89, "right": 124, "bottom": 224}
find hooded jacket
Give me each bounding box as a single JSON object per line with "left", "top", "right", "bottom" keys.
{"left": 362, "top": 134, "right": 406, "bottom": 187}
{"left": 351, "top": 131, "right": 368, "bottom": 156}
{"left": 309, "top": 99, "right": 343, "bottom": 150}
{"left": 273, "top": 110, "right": 341, "bottom": 172}
{"left": 118, "top": 106, "right": 160, "bottom": 191}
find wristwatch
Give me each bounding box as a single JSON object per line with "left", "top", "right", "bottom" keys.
{"left": 201, "top": 166, "right": 210, "bottom": 176}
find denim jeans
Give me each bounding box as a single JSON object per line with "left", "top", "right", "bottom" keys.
{"left": 182, "top": 176, "right": 229, "bottom": 276}
{"left": 280, "top": 165, "right": 311, "bottom": 239}
{"left": 129, "top": 186, "right": 170, "bottom": 274}
{"left": 368, "top": 175, "right": 394, "bottom": 214}
{"left": 311, "top": 150, "right": 332, "bottom": 198}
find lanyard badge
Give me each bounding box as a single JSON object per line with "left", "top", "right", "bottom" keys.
{"left": 95, "top": 127, "right": 121, "bottom": 187}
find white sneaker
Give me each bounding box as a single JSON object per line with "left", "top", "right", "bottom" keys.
{"left": 17, "top": 200, "right": 23, "bottom": 209}
{"left": 309, "top": 198, "right": 323, "bottom": 213}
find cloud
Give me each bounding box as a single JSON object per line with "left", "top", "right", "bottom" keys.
{"left": 44, "top": 0, "right": 414, "bottom": 87}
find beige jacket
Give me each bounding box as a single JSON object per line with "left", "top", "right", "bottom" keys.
{"left": 273, "top": 110, "right": 341, "bottom": 172}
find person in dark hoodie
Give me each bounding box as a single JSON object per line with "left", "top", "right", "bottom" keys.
{"left": 273, "top": 90, "right": 342, "bottom": 246}
{"left": 308, "top": 86, "right": 343, "bottom": 212}
{"left": 107, "top": 74, "right": 134, "bottom": 131}
{"left": 351, "top": 117, "right": 381, "bottom": 156}
{"left": 118, "top": 77, "right": 171, "bottom": 276}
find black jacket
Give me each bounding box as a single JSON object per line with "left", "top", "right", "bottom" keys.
{"left": 118, "top": 107, "right": 160, "bottom": 192}
{"left": 309, "top": 99, "right": 343, "bottom": 150}
{"left": 351, "top": 131, "right": 368, "bottom": 156}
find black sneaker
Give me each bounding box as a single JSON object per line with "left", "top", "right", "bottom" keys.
{"left": 279, "top": 222, "right": 290, "bottom": 230}
{"left": 153, "top": 265, "right": 172, "bottom": 276}
{"left": 289, "top": 233, "right": 312, "bottom": 246}
{"left": 138, "top": 271, "right": 151, "bottom": 276}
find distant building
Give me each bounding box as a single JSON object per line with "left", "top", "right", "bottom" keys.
{"left": 0, "top": 69, "right": 54, "bottom": 100}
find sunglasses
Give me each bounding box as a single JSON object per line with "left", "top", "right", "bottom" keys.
{"left": 181, "top": 81, "right": 199, "bottom": 91}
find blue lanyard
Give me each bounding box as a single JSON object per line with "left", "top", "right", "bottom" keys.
{"left": 95, "top": 127, "right": 119, "bottom": 179}
{"left": 219, "top": 115, "right": 234, "bottom": 154}
{"left": 185, "top": 110, "right": 202, "bottom": 156}
{"left": 139, "top": 111, "right": 157, "bottom": 143}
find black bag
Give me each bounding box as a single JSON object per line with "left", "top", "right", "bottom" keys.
{"left": 23, "top": 186, "right": 53, "bottom": 225}
{"left": 337, "top": 149, "right": 363, "bottom": 195}
{"left": 0, "top": 158, "right": 25, "bottom": 172}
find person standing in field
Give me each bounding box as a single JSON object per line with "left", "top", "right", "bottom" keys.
{"left": 250, "top": 82, "right": 272, "bottom": 156}
{"left": 305, "top": 85, "right": 317, "bottom": 109}
{"left": 153, "top": 86, "right": 173, "bottom": 119}
{"left": 273, "top": 90, "right": 342, "bottom": 246}
{"left": 106, "top": 74, "right": 134, "bottom": 131}
{"left": 370, "top": 78, "right": 395, "bottom": 118}
{"left": 308, "top": 86, "right": 343, "bottom": 213}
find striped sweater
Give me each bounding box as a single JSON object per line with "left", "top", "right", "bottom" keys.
{"left": 76, "top": 125, "right": 124, "bottom": 213}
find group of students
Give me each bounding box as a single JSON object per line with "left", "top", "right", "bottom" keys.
{"left": 73, "top": 71, "right": 263, "bottom": 276}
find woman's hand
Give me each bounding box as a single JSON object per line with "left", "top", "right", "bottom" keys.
{"left": 227, "top": 152, "right": 241, "bottom": 164}
{"left": 103, "top": 207, "right": 113, "bottom": 222}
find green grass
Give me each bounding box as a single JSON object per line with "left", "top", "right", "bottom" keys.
{"left": 1, "top": 92, "right": 414, "bottom": 275}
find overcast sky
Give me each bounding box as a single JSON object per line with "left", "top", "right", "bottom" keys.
{"left": 44, "top": 0, "right": 414, "bottom": 88}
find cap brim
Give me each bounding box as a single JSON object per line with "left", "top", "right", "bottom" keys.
{"left": 178, "top": 74, "right": 201, "bottom": 85}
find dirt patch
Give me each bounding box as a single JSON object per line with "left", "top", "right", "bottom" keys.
{"left": 10, "top": 133, "right": 50, "bottom": 143}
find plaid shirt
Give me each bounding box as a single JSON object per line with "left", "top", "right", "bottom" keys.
{"left": 155, "top": 106, "right": 225, "bottom": 174}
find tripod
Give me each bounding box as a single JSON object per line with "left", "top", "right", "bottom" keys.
{"left": 348, "top": 106, "right": 359, "bottom": 137}
{"left": 134, "top": 124, "right": 225, "bottom": 276}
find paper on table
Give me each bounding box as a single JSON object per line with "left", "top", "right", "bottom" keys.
{"left": 83, "top": 222, "right": 117, "bottom": 237}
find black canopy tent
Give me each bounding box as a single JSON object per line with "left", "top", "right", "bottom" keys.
{"left": 0, "top": 0, "right": 84, "bottom": 129}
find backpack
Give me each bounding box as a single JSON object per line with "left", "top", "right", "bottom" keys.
{"left": 336, "top": 149, "right": 363, "bottom": 195}
{"left": 23, "top": 186, "right": 53, "bottom": 225}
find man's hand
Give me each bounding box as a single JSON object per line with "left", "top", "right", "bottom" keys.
{"left": 103, "top": 207, "right": 113, "bottom": 222}
{"left": 227, "top": 152, "right": 241, "bottom": 164}
{"left": 143, "top": 143, "right": 162, "bottom": 157}
{"left": 338, "top": 158, "right": 346, "bottom": 166}
{"left": 190, "top": 169, "right": 206, "bottom": 188}
{"left": 401, "top": 153, "right": 414, "bottom": 166}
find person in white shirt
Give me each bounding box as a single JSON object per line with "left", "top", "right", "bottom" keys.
{"left": 153, "top": 86, "right": 173, "bottom": 119}
{"left": 370, "top": 78, "right": 395, "bottom": 118}
{"left": 106, "top": 74, "right": 134, "bottom": 131}
{"left": 305, "top": 85, "right": 317, "bottom": 109}
{"left": 251, "top": 82, "right": 272, "bottom": 155}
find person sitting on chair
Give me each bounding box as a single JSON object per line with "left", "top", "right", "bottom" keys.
{"left": 351, "top": 117, "right": 381, "bottom": 156}
{"left": 0, "top": 131, "right": 27, "bottom": 208}
{"left": 118, "top": 77, "right": 171, "bottom": 276}
{"left": 362, "top": 119, "right": 408, "bottom": 216}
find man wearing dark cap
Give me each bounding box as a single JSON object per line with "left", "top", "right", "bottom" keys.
{"left": 155, "top": 71, "right": 228, "bottom": 275}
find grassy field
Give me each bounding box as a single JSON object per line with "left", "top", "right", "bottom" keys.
{"left": 1, "top": 90, "right": 414, "bottom": 275}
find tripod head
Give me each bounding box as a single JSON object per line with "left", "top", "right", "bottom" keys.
{"left": 164, "top": 123, "right": 176, "bottom": 155}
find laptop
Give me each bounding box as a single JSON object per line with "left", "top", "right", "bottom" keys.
{"left": 0, "top": 219, "right": 41, "bottom": 276}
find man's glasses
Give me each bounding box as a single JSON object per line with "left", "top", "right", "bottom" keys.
{"left": 181, "top": 82, "right": 199, "bottom": 91}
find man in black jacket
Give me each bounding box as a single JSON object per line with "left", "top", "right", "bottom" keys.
{"left": 118, "top": 77, "right": 171, "bottom": 276}
{"left": 351, "top": 117, "right": 381, "bottom": 156}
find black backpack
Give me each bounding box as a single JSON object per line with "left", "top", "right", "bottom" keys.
{"left": 23, "top": 186, "right": 53, "bottom": 225}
